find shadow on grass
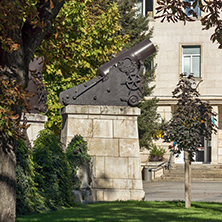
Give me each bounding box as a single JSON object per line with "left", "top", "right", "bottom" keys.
{"left": 191, "top": 201, "right": 222, "bottom": 214}
{"left": 16, "top": 201, "right": 222, "bottom": 222}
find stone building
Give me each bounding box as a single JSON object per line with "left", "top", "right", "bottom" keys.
{"left": 138, "top": 0, "right": 222, "bottom": 164}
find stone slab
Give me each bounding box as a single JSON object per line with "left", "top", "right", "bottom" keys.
{"left": 62, "top": 105, "right": 140, "bottom": 116}
{"left": 128, "top": 158, "right": 142, "bottom": 180}
{"left": 114, "top": 120, "right": 138, "bottom": 139}
{"left": 67, "top": 118, "right": 93, "bottom": 138}
{"left": 87, "top": 138, "right": 119, "bottom": 157}
{"left": 103, "top": 189, "right": 131, "bottom": 201}
{"left": 119, "top": 139, "right": 140, "bottom": 157}
{"left": 104, "top": 157, "right": 128, "bottom": 179}
{"left": 93, "top": 119, "right": 113, "bottom": 138}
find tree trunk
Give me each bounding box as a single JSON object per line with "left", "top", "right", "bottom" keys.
{"left": 184, "top": 151, "right": 191, "bottom": 208}
{"left": 0, "top": 147, "right": 16, "bottom": 222}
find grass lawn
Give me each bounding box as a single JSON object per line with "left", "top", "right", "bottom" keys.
{"left": 16, "top": 201, "right": 222, "bottom": 222}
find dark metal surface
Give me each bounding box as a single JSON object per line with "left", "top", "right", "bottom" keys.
{"left": 97, "top": 39, "right": 156, "bottom": 77}
{"left": 27, "top": 57, "right": 48, "bottom": 113}
{"left": 59, "top": 39, "right": 156, "bottom": 107}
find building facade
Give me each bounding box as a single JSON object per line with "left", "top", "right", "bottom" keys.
{"left": 139, "top": 0, "right": 222, "bottom": 164}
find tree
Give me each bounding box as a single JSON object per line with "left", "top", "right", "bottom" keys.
{"left": 0, "top": 1, "right": 67, "bottom": 221}
{"left": 155, "top": 0, "right": 222, "bottom": 48}
{"left": 164, "top": 74, "right": 217, "bottom": 208}
{"left": 39, "top": 0, "right": 128, "bottom": 135}
{"left": 114, "top": 0, "right": 160, "bottom": 149}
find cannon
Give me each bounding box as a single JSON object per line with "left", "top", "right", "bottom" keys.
{"left": 59, "top": 39, "right": 156, "bottom": 107}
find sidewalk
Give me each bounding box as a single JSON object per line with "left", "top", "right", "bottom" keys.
{"left": 143, "top": 181, "right": 222, "bottom": 202}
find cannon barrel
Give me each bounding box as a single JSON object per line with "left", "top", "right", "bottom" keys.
{"left": 97, "top": 39, "right": 156, "bottom": 77}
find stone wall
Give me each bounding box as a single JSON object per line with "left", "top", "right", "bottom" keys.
{"left": 61, "top": 105, "right": 144, "bottom": 201}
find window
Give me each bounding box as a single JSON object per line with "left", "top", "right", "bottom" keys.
{"left": 184, "top": 0, "right": 201, "bottom": 17}
{"left": 182, "top": 46, "right": 201, "bottom": 78}
{"left": 135, "top": 0, "right": 153, "bottom": 17}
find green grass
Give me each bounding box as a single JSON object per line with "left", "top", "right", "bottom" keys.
{"left": 16, "top": 201, "right": 222, "bottom": 222}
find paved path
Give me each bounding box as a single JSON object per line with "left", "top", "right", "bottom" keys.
{"left": 143, "top": 181, "right": 222, "bottom": 202}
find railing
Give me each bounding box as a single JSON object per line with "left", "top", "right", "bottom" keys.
{"left": 144, "top": 152, "right": 173, "bottom": 182}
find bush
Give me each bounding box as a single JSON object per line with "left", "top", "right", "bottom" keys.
{"left": 16, "top": 138, "right": 46, "bottom": 215}
{"left": 150, "top": 144, "right": 166, "bottom": 157}
{"left": 65, "top": 135, "right": 91, "bottom": 190}
{"left": 32, "top": 129, "right": 75, "bottom": 210}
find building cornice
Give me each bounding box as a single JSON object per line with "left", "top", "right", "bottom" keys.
{"left": 145, "top": 96, "right": 222, "bottom": 106}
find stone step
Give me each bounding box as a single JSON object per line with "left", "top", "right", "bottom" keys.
{"left": 165, "top": 171, "right": 222, "bottom": 176}
{"left": 154, "top": 177, "right": 222, "bottom": 182}
{"left": 169, "top": 168, "right": 222, "bottom": 172}
{"left": 171, "top": 164, "right": 222, "bottom": 170}
{"left": 163, "top": 173, "right": 222, "bottom": 178}
{"left": 152, "top": 164, "right": 222, "bottom": 182}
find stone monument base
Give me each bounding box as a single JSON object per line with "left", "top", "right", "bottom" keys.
{"left": 21, "top": 113, "right": 48, "bottom": 147}
{"left": 61, "top": 105, "right": 144, "bottom": 201}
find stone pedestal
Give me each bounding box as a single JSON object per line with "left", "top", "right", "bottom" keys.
{"left": 21, "top": 113, "right": 48, "bottom": 147}
{"left": 61, "top": 105, "right": 144, "bottom": 201}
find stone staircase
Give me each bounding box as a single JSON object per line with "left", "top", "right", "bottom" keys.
{"left": 154, "top": 163, "right": 222, "bottom": 182}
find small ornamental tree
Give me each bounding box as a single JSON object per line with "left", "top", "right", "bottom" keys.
{"left": 164, "top": 74, "right": 217, "bottom": 208}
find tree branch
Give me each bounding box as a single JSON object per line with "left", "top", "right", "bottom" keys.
{"left": 22, "top": 0, "right": 65, "bottom": 63}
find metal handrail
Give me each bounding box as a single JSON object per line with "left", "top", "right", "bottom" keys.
{"left": 146, "top": 152, "right": 174, "bottom": 181}
{"left": 168, "top": 151, "right": 173, "bottom": 173}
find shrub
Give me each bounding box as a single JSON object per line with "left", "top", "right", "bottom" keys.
{"left": 65, "top": 135, "right": 91, "bottom": 190}
{"left": 32, "top": 129, "right": 75, "bottom": 210}
{"left": 16, "top": 138, "right": 46, "bottom": 215}
{"left": 150, "top": 144, "right": 166, "bottom": 157}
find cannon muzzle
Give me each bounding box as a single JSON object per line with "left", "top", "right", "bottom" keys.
{"left": 97, "top": 39, "right": 156, "bottom": 77}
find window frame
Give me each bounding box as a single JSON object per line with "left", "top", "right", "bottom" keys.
{"left": 135, "top": 0, "right": 153, "bottom": 17}
{"left": 182, "top": 45, "right": 201, "bottom": 78}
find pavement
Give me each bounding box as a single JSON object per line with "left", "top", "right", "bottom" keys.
{"left": 143, "top": 181, "right": 222, "bottom": 202}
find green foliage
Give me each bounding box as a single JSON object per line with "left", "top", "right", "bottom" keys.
{"left": 150, "top": 144, "right": 166, "bottom": 157}
{"left": 32, "top": 129, "right": 75, "bottom": 210}
{"left": 66, "top": 135, "right": 91, "bottom": 168}
{"left": 164, "top": 74, "right": 217, "bottom": 159}
{"left": 0, "top": 0, "right": 42, "bottom": 52}
{"left": 65, "top": 135, "right": 91, "bottom": 190}
{"left": 116, "top": 0, "right": 156, "bottom": 88}
{"left": 0, "top": 1, "right": 71, "bottom": 221}
{"left": 0, "top": 75, "right": 30, "bottom": 150}
{"left": 138, "top": 98, "right": 160, "bottom": 149}
{"left": 39, "top": 0, "right": 128, "bottom": 135}
{"left": 16, "top": 133, "right": 89, "bottom": 215}
{"left": 16, "top": 138, "right": 46, "bottom": 216}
